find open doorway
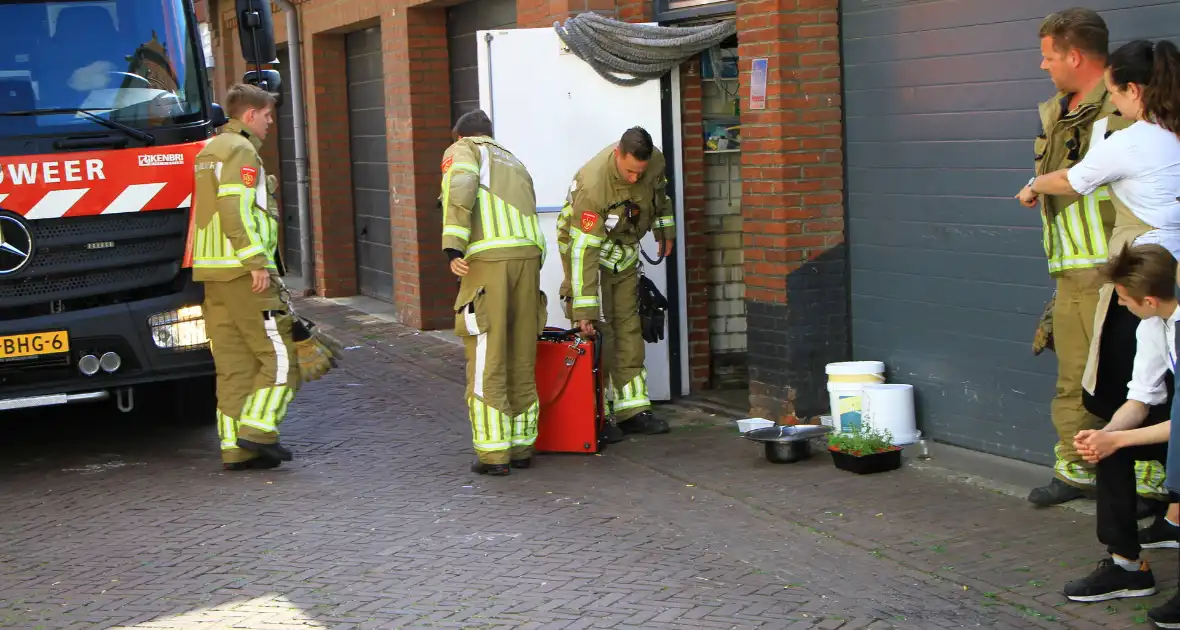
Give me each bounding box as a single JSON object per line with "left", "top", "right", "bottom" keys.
{"left": 695, "top": 34, "right": 748, "bottom": 411}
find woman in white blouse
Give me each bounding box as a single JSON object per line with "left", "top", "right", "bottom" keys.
{"left": 1017, "top": 39, "right": 1180, "bottom": 618}
{"left": 1018, "top": 41, "right": 1180, "bottom": 252}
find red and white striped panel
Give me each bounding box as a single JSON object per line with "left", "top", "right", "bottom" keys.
{"left": 0, "top": 140, "right": 210, "bottom": 220}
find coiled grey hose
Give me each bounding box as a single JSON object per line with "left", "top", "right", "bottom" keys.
{"left": 554, "top": 13, "right": 737, "bottom": 87}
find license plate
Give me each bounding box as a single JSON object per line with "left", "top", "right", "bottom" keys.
{"left": 0, "top": 330, "right": 70, "bottom": 361}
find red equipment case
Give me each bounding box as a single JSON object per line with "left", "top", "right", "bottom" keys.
{"left": 534, "top": 327, "right": 606, "bottom": 454}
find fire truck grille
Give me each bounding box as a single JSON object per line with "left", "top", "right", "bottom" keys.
{"left": 0, "top": 209, "right": 189, "bottom": 316}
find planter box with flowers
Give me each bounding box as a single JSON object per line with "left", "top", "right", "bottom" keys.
{"left": 827, "top": 421, "right": 902, "bottom": 475}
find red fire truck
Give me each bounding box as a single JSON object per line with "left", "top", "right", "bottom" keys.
{"left": 0, "top": 0, "right": 282, "bottom": 420}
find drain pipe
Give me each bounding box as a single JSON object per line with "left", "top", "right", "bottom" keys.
{"left": 275, "top": 0, "right": 314, "bottom": 294}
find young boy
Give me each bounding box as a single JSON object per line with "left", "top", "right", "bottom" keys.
{"left": 1065, "top": 244, "right": 1179, "bottom": 624}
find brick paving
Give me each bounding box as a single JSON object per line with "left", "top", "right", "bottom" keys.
{"left": 0, "top": 296, "right": 1173, "bottom": 629}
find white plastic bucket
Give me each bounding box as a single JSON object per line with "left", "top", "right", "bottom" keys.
{"left": 825, "top": 361, "right": 885, "bottom": 433}
{"left": 862, "top": 383, "right": 919, "bottom": 445}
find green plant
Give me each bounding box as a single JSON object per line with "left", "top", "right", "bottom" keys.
{"left": 827, "top": 420, "right": 897, "bottom": 456}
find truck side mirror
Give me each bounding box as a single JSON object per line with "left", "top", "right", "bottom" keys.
{"left": 243, "top": 69, "right": 283, "bottom": 107}
{"left": 210, "top": 102, "right": 229, "bottom": 128}
{"left": 236, "top": 0, "right": 277, "bottom": 65}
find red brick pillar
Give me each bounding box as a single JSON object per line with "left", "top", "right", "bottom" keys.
{"left": 382, "top": 7, "right": 454, "bottom": 331}
{"left": 680, "top": 59, "right": 712, "bottom": 392}
{"left": 307, "top": 34, "right": 358, "bottom": 297}
{"left": 738, "top": 0, "right": 846, "bottom": 422}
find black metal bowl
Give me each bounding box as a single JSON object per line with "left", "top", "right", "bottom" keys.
{"left": 741, "top": 425, "right": 833, "bottom": 464}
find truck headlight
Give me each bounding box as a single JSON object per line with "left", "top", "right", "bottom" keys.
{"left": 149, "top": 305, "right": 209, "bottom": 349}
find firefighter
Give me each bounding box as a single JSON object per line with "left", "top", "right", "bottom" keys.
{"left": 1021, "top": 8, "right": 1163, "bottom": 506}
{"left": 557, "top": 127, "right": 676, "bottom": 436}
{"left": 191, "top": 83, "right": 298, "bottom": 471}
{"left": 441, "top": 109, "right": 546, "bottom": 476}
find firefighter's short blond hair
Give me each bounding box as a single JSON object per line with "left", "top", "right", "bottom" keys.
{"left": 224, "top": 83, "right": 276, "bottom": 120}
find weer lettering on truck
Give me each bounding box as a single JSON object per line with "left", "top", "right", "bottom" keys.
{"left": 0, "top": 159, "right": 106, "bottom": 185}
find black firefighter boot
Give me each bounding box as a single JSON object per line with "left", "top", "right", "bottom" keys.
{"left": 1028, "top": 478, "right": 1091, "bottom": 506}
{"left": 618, "top": 410, "right": 670, "bottom": 435}
{"left": 471, "top": 456, "right": 510, "bottom": 476}
{"left": 223, "top": 454, "right": 283, "bottom": 471}
{"left": 236, "top": 438, "right": 294, "bottom": 462}
{"left": 1138, "top": 497, "right": 1168, "bottom": 521}
{"left": 601, "top": 421, "right": 626, "bottom": 444}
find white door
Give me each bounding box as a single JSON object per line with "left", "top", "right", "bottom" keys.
{"left": 477, "top": 26, "right": 673, "bottom": 402}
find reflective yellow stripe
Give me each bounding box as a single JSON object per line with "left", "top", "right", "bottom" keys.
{"left": 464, "top": 188, "right": 545, "bottom": 258}
{"left": 470, "top": 398, "right": 512, "bottom": 452}
{"left": 467, "top": 237, "right": 543, "bottom": 255}
{"left": 477, "top": 189, "right": 495, "bottom": 242}
{"left": 441, "top": 161, "right": 480, "bottom": 250}
{"left": 570, "top": 227, "right": 602, "bottom": 311}
{"left": 653, "top": 216, "right": 674, "bottom": 229}
{"left": 240, "top": 386, "right": 294, "bottom": 433}
{"left": 193, "top": 198, "right": 277, "bottom": 270}
{"left": 494, "top": 195, "right": 512, "bottom": 238}
{"left": 444, "top": 225, "right": 471, "bottom": 241}
{"left": 1040, "top": 186, "right": 1111, "bottom": 273}
{"left": 612, "top": 369, "right": 650, "bottom": 411}
{"left": 1086, "top": 189, "right": 1109, "bottom": 258}
{"left": 217, "top": 410, "right": 239, "bottom": 450}
{"left": 598, "top": 240, "right": 638, "bottom": 271}
{"left": 511, "top": 401, "right": 540, "bottom": 447}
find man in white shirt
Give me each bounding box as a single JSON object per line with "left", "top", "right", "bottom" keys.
{"left": 1064, "top": 243, "right": 1178, "bottom": 605}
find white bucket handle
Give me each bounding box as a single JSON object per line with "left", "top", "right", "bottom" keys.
{"left": 861, "top": 389, "right": 874, "bottom": 429}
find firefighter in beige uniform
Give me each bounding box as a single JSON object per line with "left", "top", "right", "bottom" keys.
{"left": 441, "top": 110, "right": 546, "bottom": 476}
{"left": 1023, "top": 9, "right": 1163, "bottom": 505}
{"left": 557, "top": 127, "right": 675, "bottom": 436}
{"left": 191, "top": 84, "right": 298, "bottom": 470}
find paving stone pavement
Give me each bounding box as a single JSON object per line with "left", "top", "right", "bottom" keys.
{"left": 0, "top": 295, "right": 1173, "bottom": 629}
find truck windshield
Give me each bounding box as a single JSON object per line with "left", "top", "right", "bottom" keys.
{"left": 0, "top": 0, "right": 204, "bottom": 137}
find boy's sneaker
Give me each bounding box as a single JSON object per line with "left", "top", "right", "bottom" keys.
{"left": 1139, "top": 515, "right": 1180, "bottom": 550}
{"left": 1063, "top": 558, "right": 1156, "bottom": 602}
{"left": 1149, "top": 591, "right": 1180, "bottom": 629}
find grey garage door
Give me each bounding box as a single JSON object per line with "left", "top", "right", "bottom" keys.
{"left": 447, "top": 0, "right": 516, "bottom": 125}
{"left": 346, "top": 27, "right": 393, "bottom": 301}
{"left": 842, "top": 2, "right": 1180, "bottom": 466}
{"left": 275, "top": 46, "right": 302, "bottom": 280}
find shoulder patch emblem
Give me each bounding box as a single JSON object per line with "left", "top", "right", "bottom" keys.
{"left": 441, "top": 156, "right": 453, "bottom": 174}
{"left": 581, "top": 211, "right": 598, "bottom": 233}
{"left": 240, "top": 166, "right": 257, "bottom": 188}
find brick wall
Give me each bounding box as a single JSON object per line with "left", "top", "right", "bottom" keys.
{"left": 738, "top": 0, "right": 847, "bottom": 421}
{"left": 383, "top": 7, "right": 454, "bottom": 330}
{"left": 307, "top": 33, "right": 359, "bottom": 297}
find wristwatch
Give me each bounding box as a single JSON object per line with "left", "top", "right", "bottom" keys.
{"left": 1027, "top": 176, "right": 1037, "bottom": 191}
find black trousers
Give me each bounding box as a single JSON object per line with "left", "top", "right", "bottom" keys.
{"left": 1084, "top": 297, "right": 1173, "bottom": 422}
{"left": 1098, "top": 441, "right": 1170, "bottom": 559}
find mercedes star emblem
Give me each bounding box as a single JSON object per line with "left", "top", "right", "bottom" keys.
{"left": 0, "top": 213, "right": 33, "bottom": 276}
